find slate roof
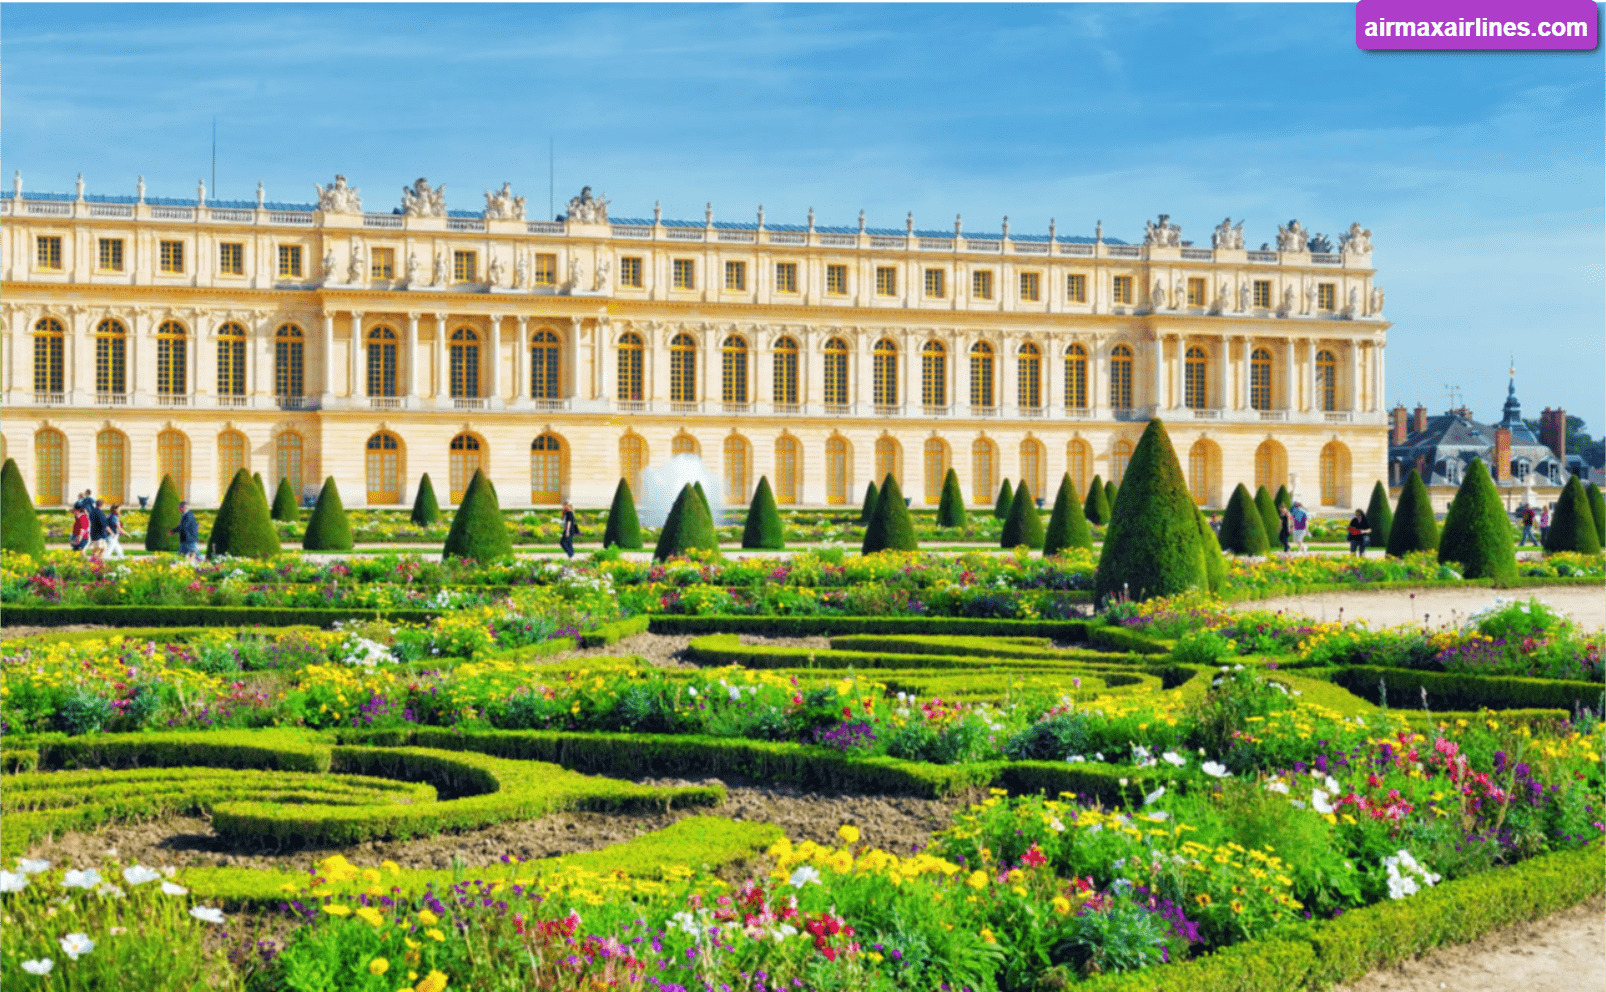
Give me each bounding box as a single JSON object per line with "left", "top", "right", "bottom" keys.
{"left": 1390, "top": 379, "right": 1569, "bottom": 488}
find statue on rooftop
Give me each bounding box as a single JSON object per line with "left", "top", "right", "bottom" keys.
{"left": 1340, "top": 222, "right": 1373, "bottom": 256}
{"left": 565, "top": 186, "right": 609, "bottom": 224}
{"left": 1143, "top": 214, "right": 1181, "bottom": 247}
{"left": 483, "top": 182, "right": 526, "bottom": 221}
{"left": 402, "top": 178, "right": 447, "bottom": 218}
{"left": 1211, "top": 217, "right": 1244, "bottom": 250}
{"left": 1276, "top": 219, "right": 1307, "bottom": 252}
{"left": 315, "top": 174, "right": 363, "bottom": 214}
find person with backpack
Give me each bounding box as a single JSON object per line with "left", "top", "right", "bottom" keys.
{"left": 1517, "top": 504, "right": 1537, "bottom": 546}
{"left": 170, "top": 501, "right": 200, "bottom": 561}
{"left": 87, "top": 498, "right": 109, "bottom": 559}
{"left": 1347, "top": 508, "right": 1370, "bottom": 557}
{"left": 1290, "top": 501, "right": 1310, "bottom": 553}
{"left": 559, "top": 501, "right": 580, "bottom": 559}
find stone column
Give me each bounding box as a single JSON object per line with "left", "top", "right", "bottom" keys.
{"left": 1001, "top": 333, "right": 1019, "bottom": 417}
{"left": 1351, "top": 340, "right": 1364, "bottom": 413}
{"left": 1283, "top": 339, "right": 1296, "bottom": 412}
{"left": 433, "top": 313, "right": 449, "bottom": 402}
{"left": 1216, "top": 335, "right": 1229, "bottom": 411}
{"left": 1304, "top": 338, "right": 1317, "bottom": 414}
{"left": 350, "top": 311, "right": 366, "bottom": 399}
{"left": 321, "top": 311, "right": 336, "bottom": 403}
{"left": 406, "top": 313, "right": 420, "bottom": 403}
{"left": 1149, "top": 332, "right": 1163, "bottom": 411}
{"left": 191, "top": 311, "right": 208, "bottom": 403}
{"left": 1238, "top": 336, "right": 1251, "bottom": 412}
{"left": 1170, "top": 335, "right": 1183, "bottom": 410}
{"left": 1375, "top": 340, "right": 1385, "bottom": 413}
{"left": 486, "top": 314, "right": 502, "bottom": 408}
{"left": 513, "top": 317, "right": 528, "bottom": 403}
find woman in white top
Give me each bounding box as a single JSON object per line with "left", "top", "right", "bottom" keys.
{"left": 103, "top": 503, "right": 127, "bottom": 559}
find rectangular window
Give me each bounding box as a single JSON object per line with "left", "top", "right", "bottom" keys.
{"left": 534, "top": 254, "right": 558, "bottom": 285}
{"left": 619, "top": 256, "right": 642, "bottom": 288}
{"left": 278, "top": 244, "right": 303, "bottom": 278}
{"left": 826, "top": 264, "right": 848, "bottom": 295}
{"left": 159, "top": 240, "right": 185, "bottom": 274}
{"left": 218, "top": 242, "right": 244, "bottom": 276}
{"left": 36, "top": 236, "right": 62, "bottom": 270}
{"left": 453, "top": 251, "right": 477, "bottom": 282}
{"left": 672, "top": 258, "right": 696, "bottom": 290}
{"left": 774, "top": 262, "right": 798, "bottom": 293}
{"left": 725, "top": 260, "right": 746, "bottom": 291}
{"left": 1187, "top": 277, "right": 1207, "bottom": 306}
{"left": 924, "top": 268, "right": 945, "bottom": 299}
{"left": 370, "top": 247, "right": 394, "bottom": 280}
{"left": 971, "top": 270, "right": 993, "bottom": 300}
{"left": 1019, "top": 271, "right": 1040, "bottom": 302}
{"left": 1066, "top": 273, "right": 1087, "bottom": 303}
{"left": 98, "top": 238, "right": 125, "bottom": 272}
{"left": 875, "top": 266, "right": 897, "bottom": 296}
{"left": 1112, "top": 275, "right": 1133, "bottom": 305}
{"left": 1253, "top": 280, "right": 1272, "bottom": 309}
{"left": 1317, "top": 283, "right": 1336, "bottom": 311}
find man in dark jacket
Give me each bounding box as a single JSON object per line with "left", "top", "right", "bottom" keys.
{"left": 559, "top": 501, "right": 579, "bottom": 558}
{"left": 171, "top": 501, "right": 200, "bottom": 560}
{"left": 87, "top": 498, "right": 109, "bottom": 558}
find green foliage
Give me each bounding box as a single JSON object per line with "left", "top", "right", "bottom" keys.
{"left": 936, "top": 467, "right": 967, "bottom": 528}
{"left": 145, "top": 473, "right": 182, "bottom": 552}
{"left": 0, "top": 458, "right": 46, "bottom": 558}
{"left": 1254, "top": 485, "right": 1281, "bottom": 544}
{"left": 862, "top": 474, "right": 918, "bottom": 554}
{"left": 654, "top": 484, "right": 720, "bottom": 560}
{"left": 693, "top": 480, "right": 713, "bottom": 522}
{"left": 1, "top": 605, "right": 437, "bottom": 628}
{"left": 1274, "top": 484, "right": 1291, "bottom": 510}
{"left": 859, "top": 480, "right": 879, "bottom": 523}
{"left": 1105, "top": 478, "right": 1118, "bottom": 509}
{"left": 652, "top": 614, "right": 1097, "bottom": 641}
{"left": 302, "top": 476, "right": 354, "bottom": 551}
{"left": 1366, "top": 480, "right": 1394, "bottom": 548}
{"left": 442, "top": 468, "right": 513, "bottom": 562}
{"left": 1544, "top": 476, "right": 1602, "bottom": 555}
{"left": 1083, "top": 473, "right": 1112, "bottom": 525}
{"left": 1387, "top": 469, "right": 1440, "bottom": 557}
{"left": 1331, "top": 666, "right": 1602, "bottom": 712}
{"left": 205, "top": 468, "right": 282, "bottom": 559}
{"left": 741, "top": 476, "right": 785, "bottom": 549}
{"left": 1586, "top": 482, "right": 1605, "bottom": 546}
{"left": 252, "top": 472, "right": 266, "bottom": 500}
{"left": 1197, "top": 508, "right": 1227, "bottom": 592}
{"left": 1000, "top": 481, "right": 1045, "bottom": 549}
{"left": 410, "top": 472, "right": 441, "bottom": 526}
{"left": 993, "top": 478, "right": 1014, "bottom": 520}
{"left": 1044, "top": 472, "right": 1093, "bottom": 555}
{"left": 1219, "top": 483, "right": 1270, "bottom": 555}
{"left": 1094, "top": 419, "right": 1207, "bottom": 604}
{"left": 270, "top": 476, "right": 299, "bottom": 522}
{"left": 1438, "top": 458, "right": 1516, "bottom": 581}
{"left": 603, "top": 478, "right": 644, "bottom": 549}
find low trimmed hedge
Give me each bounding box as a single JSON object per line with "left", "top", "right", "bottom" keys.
{"left": 1331, "top": 666, "right": 1604, "bottom": 713}
{"left": 1089, "top": 625, "right": 1173, "bottom": 655}
{"left": 1222, "top": 575, "right": 1604, "bottom": 603}
{"left": 649, "top": 614, "right": 1094, "bottom": 641}
{"left": 30, "top": 729, "right": 332, "bottom": 773}
{"left": 582, "top": 614, "right": 652, "bottom": 647}
{"left": 1, "top": 605, "right": 438, "bottom": 628}
{"left": 685, "top": 633, "right": 1126, "bottom": 674}
{"left": 828, "top": 634, "right": 1140, "bottom": 665}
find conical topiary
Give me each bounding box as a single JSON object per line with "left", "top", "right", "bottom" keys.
{"left": 1093, "top": 419, "right": 1206, "bottom": 606}
{"left": 1196, "top": 509, "right": 1226, "bottom": 593}
{"left": 302, "top": 477, "right": 354, "bottom": 551}
{"left": 1253, "top": 486, "right": 1281, "bottom": 546}
{"left": 1437, "top": 457, "right": 1516, "bottom": 581}
{"left": 863, "top": 474, "right": 918, "bottom": 554}
{"left": 1543, "top": 476, "right": 1602, "bottom": 555}
{"left": 1386, "top": 468, "right": 1439, "bottom": 557}
{"left": 1043, "top": 473, "right": 1093, "bottom": 556}
{"left": 993, "top": 479, "right": 1014, "bottom": 520}
{"left": 0, "top": 458, "right": 47, "bottom": 558}
{"left": 206, "top": 468, "right": 282, "bottom": 559}
{"left": 252, "top": 472, "right": 267, "bottom": 501}
{"left": 271, "top": 476, "right": 299, "bottom": 522}
{"left": 603, "top": 478, "right": 643, "bottom": 549}
{"left": 935, "top": 469, "right": 966, "bottom": 529}
{"left": 1104, "top": 479, "right": 1118, "bottom": 512}
{"left": 442, "top": 468, "right": 513, "bottom": 562}
{"left": 1218, "top": 483, "right": 1269, "bottom": 556}
{"left": 411, "top": 473, "right": 441, "bottom": 527}
{"left": 146, "top": 474, "right": 182, "bottom": 552}
{"left": 1586, "top": 482, "right": 1605, "bottom": 547}
{"left": 693, "top": 481, "right": 714, "bottom": 525}
{"left": 859, "top": 481, "right": 879, "bottom": 524}
{"left": 1365, "top": 481, "right": 1394, "bottom": 549}
{"left": 1274, "top": 484, "right": 1291, "bottom": 511}
{"left": 1082, "top": 474, "right": 1111, "bottom": 525}
{"left": 1001, "top": 481, "right": 1045, "bottom": 550}
{"left": 654, "top": 483, "right": 720, "bottom": 561}
{"left": 741, "top": 476, "right": 785, "bottom": 550}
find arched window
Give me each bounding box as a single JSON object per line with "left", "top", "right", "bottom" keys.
{"left": 1316, "top": 349, "right": 1337, "bottom": 412}
{"left": 275, "top": 324, "right": 304, "bottom": 399}
{"left": 366, "top": 432, "right": 402, "bottom": 505}
{"left": 97, "top": 430, "right": 127, "bottom": 502}
{"left": 1255, "top": 440, "right": 1285, "bottom": 494}
{"left": 1109, "top": 344, "right": 1133, "bottom": 410}
{"left": 723, "top": 435, "right": 751, "bottom": 504}
{"left": 822, "top": 337, "right": 849, "bottom": 406}
{"left": 972, "top": 438, "right": 997, "bottom": 505}
{"left": 449, "top": 434, "right": 483, "bottom": 504}
{"left": 1184, "top": 346, "right": 1207, "bottom": 410}
{"left": 1250, "top": 347, "right": 1273, "bottom": 411}
{"left": 670, "top": 332, "right": 697, "bottom": 404}
{"left": 530, "top": 434, "right": 563, "bottom": 504}
{"left": 968, "top": 341, "right": 994, "bottom": 409}
{"left": 617, "top": 332, "right": 644, "bottom": 402}
{"left": 1066, "top": 439, "right": 1090, "bottom": 498}
{"left": 1017, "top": 343, "right": 1041, "bottom": 410}
{"left": 672, "top": 433, "right": 700, "bottom": 457}
{"left": 95, "top": 319, "right": 127, "bottom": 395}
{"left": 825, "top": 436, "right": 849, "bottom": 505}
{"left": 366, "top": 326, "right": 399, "bottom": 397}
{"left": 33, "top": 318, "right": 64, "bottom": 395}
{"left": 1188, "top": 440, "right": 1215, "bottom": 507}
{"left": 922, "top": 340, "right": 947, "bottom": 408}
{"left": 156, "top": 321, "right": 187, "bottom": 397}
{"left": 721, "top": 335, "right": 749, "bottom": 404}
{"left": 1064, "top": 344, "right": 1088, "bottom": 411}
{"left": 1319, "top": 441, "right": 1348, "bottom": 507}
{"left": 218, "top": 430, "right": 247, "bottom": 493}
{"left": 157, "top": 430, "right": 188, "bottom": 499}
{"left": 924, "top": 438, "right": 949, "bottom": 504}
{"left": 774, "top": 435, "right": 800, "bottom": 505}
{"left": 449, "top": 328, "right": 478, "bottom": 399}
{"left": 874, "top": 436, "right": 899, "bottom": 488}
{"left": 275, "top": 432, "right": 304, "bottom": 497}
{"left": 872, "top": 339, "right": 898, "bottom": 407}
{"left": 772, "top": 337, "right": 799, "bottom": 406}
{"left": 1020, "top": 438, "right": 1044, "bottom": 499}
{"left": 217, "top": 323, "right": 247, "bottom": 397}
{"left": 530, "top": 330, "right": 561, "bottom": 400}
{"left": 620, "top": 434, "right": 646, "bottom": 496}
{"left": 34, "top": 429, "right": 65, "bottom": 505}
{"left": 1111, "top": 438, "right": 1133, "bottom": 487}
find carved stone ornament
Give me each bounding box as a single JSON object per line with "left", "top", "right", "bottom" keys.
{"left": 1276, "top": 219, "right": 1307, "bottom": 253}
{"left": 1339, "top": 222, "right": 1373, "bottom": 256}
{"left": 315, "top": 174, "right": 363, "bottom": 214}
{"left": 564, "top": 186, "right": 609, "bottom": 224}
{"left": 402, "top": 178, "right": 447, "bottom": 218}
{"left": 1142, "top": 214, "right": 1181, "bottom": 248}
{"left": 1150, "top": 280, "right": 1167, "bottom": 310}
{"left": 487, "top": 254, "right": 505, "bottom": 287}
{"left": 483, "top": 182, "right": 526, "bottom": 221}
{"left": 1211, "top": 217, "right": 1244, "bottom": 251}
{"left": 594, "top": 256, "right": 611, "bottom": 292}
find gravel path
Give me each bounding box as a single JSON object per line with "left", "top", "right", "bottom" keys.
{"left": 1237, "top": 585, "right": 1605, "bottom": 631}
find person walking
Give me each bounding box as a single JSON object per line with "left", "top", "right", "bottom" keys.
{"left": 1347, "top": 508, "right": 1371, "bottom": 557}
{"left": 559, "top": 501, "right": 579, "bottom": 559}
{"left": 73, "top": 489, "right": 94, "bottom": 514}
{"left": 1290, "top": 501, "right": 1310, "bottom": 553}
{"left": 170, "top": 501, "right": 200, "bottom": 560}
{"left": 1517, "top": 504, "right": 1537, "bottom": 546}
{"left": 1539, "top": 505, "right": 1551, "bottom": 545}
{"left": 69, "top": 505, "right": 91, "bottom": 553}
{"left": 1278, "top": 503, "right": 1293, "bottom": 554}
{"left": 103, "top": 503, "right": 126, "bottom": 559}
{"left": 87, "top": 498, "right": 109, "bottom": 559}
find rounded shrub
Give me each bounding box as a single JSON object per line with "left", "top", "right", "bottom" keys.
{"left": 1196, "top": 508, "right": 1226, "bottom": 593}
{"left": 1586, "top": 482, "right": 1605, "bottom": 547}
{"left": 302, "top": 477, "right": 354, "bottom": 551}
{"left": 1253, "top": 485, "right": 1281, "bottom": 545}
{"left": 1001, "top": 481, "right": 1045, "bottom": 550}
{"left": 654, "top": 483, "right": 720, "bottom": 560}
{"left": 936, "top": 468, "right": 966, "bottom": 528}
{"left": 1365, "top": 480, "right": 1394, "bottom": 548}
{"left": 1386, "top": 469, "right": 1439, "bottom": 557}
{"left": 1437, "top": 457, "right": 1516, "bottom": 581}
{"left": 145, "top": 474, "right": 182, "bottom": 552}
{"left": 1043, "top": 473, "right": 1093, "bottom": 556}
{"left": 0, "top": 458, "right": 46, "bottom": 558}
{"left": 993, "top": 479, "right": 1014, "bottom": 520}
{"left": 442, "top": 468, "right": 513, "bottom": 562}
{"left": 1094, "top": 419, "right": 1206, "bottom": 605}
{"left": 1218, "top": 483, "right": 1269, "bottom": 555}
{"left": 859, "top": 481, "right": 880, "bottom": 524}
{"left": 1082, "top": 474, "right": 1111, "bottom": 525}
{"left": 206, "top": 468, "right": 282, "bottom": 559}
{"left": 1543, "top": 476, "right": 1602, "bottom": 555}
{"left": 741, "top": 476, "right": 785, "bottom": 550}
{"left": 603, "top": 479, "right": 643, "bottom": 549}
{"left": 863, "top": 474, "right": 918, "bottom": 554}
{"left": 411, "top": 473, "right": 442, "bottom": 527}
{"left": 271, "top": 476, "right": 299, "bottom": 522}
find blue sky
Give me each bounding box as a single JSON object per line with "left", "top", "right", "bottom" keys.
{"left": 4, "top": 3, "right": 1601, "bottom": 427}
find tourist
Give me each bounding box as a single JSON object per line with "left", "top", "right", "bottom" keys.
{"left": 1290, "top": 501, "right": 1310, "bottom": 553}
{"left": 1278, "top": 504, "right": 1293, "bottom": 554}
{"left": 69, "top": 505, "right": 91, "bottom": 553}
{"left": 1517, "top": 504, "right": 1537, "bottom": 546}
{"left": 559, "top": 500, "right": 579, "bottom": 559}
{"left": 103, "top": 503, "right": 126, "bottom": 559}
{"left": 87, "top": 498, "right": 109, "bottom": 559}
{"left": 1539, "top": 505, "right": 1551, "bottom": 544}
{"left": 1347, "top": 508, "right": 1370, "bottom": 556}
{"left": 170, "top": 501, "right": 200, "bottom": 560}
{"left": 73, "top": 489, "right": 94, "bottom": 514}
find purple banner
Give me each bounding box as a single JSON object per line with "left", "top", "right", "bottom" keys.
{"left": 1357, "top": 0, "right": 1598, "bottom": 50}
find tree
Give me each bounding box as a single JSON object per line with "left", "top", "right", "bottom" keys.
{"left": 1043, "top": 473, "right": 1093, "bottom": 556}
{"left": 1104, "top": 479, "right": 1118, "bottom": 511}
{"left": 252, "top": 472, "right": 267, "bottom": 501}
{"left": 206, "top": 468, "right": 282, "bottom": 559}
{"left": 1082, "top": 474, "right": 1111, "bottom": 525}
{"left": 442, "top": 468, "right": 513, "bottom": 562}
{"left": 862, "top": 474, "right": 918, "bottom": 554}
{"left": 741, "top": 476, "right": 785, "bottom": 550}
{"left": 1196, "top": 509, "right": 1226, "bottom": 593}
{"left": 1094, "top": 419, "right": 1207, "bottom": 605}
{"left": 693, "top": 481, "right": 714, "bottom": 525}
{"left": 411, "top": 473, "right": 441, "bottom": 527}
{"left": 654, "top": 483, "right": 720, "bottom": 560}
{"left": 1001, "top": 481, "right": 1045, "bottom": 550}
{"left": 1543, "top": 476, "right": 1602, "bottom": 555}
{"left": 271, "top": 476, "right": 299, "bottom": 522}
{"left": 145, "top": 474, "right": 182, "bottom": 552}
{"left": 1386, "top": 468, "right": 1439, "bottom": 557}
{"left": 1365, "top": 481, "right": 1394, "bottom": 549}
{"left": 993, "top": 479, "right": 1014, "bottom": 520}
{"left": 935, "top": 468, "right": 966, "bottom": 528}
{"left": 859, "top": 481, "right": 879, "bottom": 524}
{"left": 602, "top": 479, "right": 643, "bottom": 549}
{"left": 1274, "top": 484, "right": 1291, "bottom": 512}
{"left": 1253, "top": 486, "right": 1281, "bottom": 546}
{"left": 0, "top": 458, "right": 46, "bottom": 558}
{"left": 1586, "top": 482, "right": 1605, "bottom": 547}
{"left": 1218, "top": 484, "right": 1269, "bottom": 555}
{"left": 1437, "top": 458, "right": 1516, "bottom": 581}
{"left": 302, "top": 477, "right": 354, "bottom": 551}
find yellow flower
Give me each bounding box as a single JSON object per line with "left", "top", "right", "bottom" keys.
{"left": 322, "top": 904, "right": 352, "bottom": 917}
{"left": 1230, "top": 900, "right": 1245, "bottom": 914}
{"left": 1005, "top": 869, "right": 1023, "bottom": 884}
{"left": 425, "top": 928, "right": 446, "bottom": 942}
{"left": 1195, "top": 893, "right": 1212, "bottom": 907}
{"left": 356, "top": 906, "right": 385, "bottom": 928}
{"left": 417, "top": 909, "right": 438, "bottom": 925}
{"left": 368, "top": 958, "right": 390, "bottom": 976}
{"left": 837, "top": 825, "right": 860, "bottom": 845}
{"left": 966, "top": 871, "right": 988, "bottom": 890}
{"left": 979, "top": 928, "right": 997, "bottom": 944}
{"left": 415, "top": 970, "right": 449, "bottom": 992}
{"left": 1052, "top": 896, "right": 1072, "bottom": 915}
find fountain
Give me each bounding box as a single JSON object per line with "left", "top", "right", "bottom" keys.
{"left": 638, "top": 453, "right": 725, "bottom": 527}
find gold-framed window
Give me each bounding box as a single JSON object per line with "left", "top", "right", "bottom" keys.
{"left": 1019, "top": 271, "right": 1040, "bottom": 302}
{"left": 36, "top": 236, "right": 62, "bottom": 270}
{"left": 874, "top": 436, "right": 899, "bottom": 488}
{"left": 216, "top": 322, "right": 247, "bottom": 396}
{"left": 530, "top": 330, "right": 561, "bottom": 400}
{"left": 669, "top": 332, "right": 697, "bottom": 403}
{"left": 1109, "top": 344, "right": 1133, "bottom": 410}
{"left": 924, "top": 268, "right": 945, "bottom": 299}
{"left": 1064, "top": 343, "right": 1088, "bottom": 410}
{"left": 1184, "top": 346, "right": 1208, "bottom": 410}
{"left": 724, "top": 261, "right": 746, "bottom": 292}
{"left": 921, "top": 340, "right": 947, "bottom": 407}
{"left": 1066, "top": 440, "right": 1090, "bottom": 499}
{"left": 156, "top": 321, "right": 187, "bottom": 396}
{"left": 1112, "top": 275, "right": 1133, "bottom": 305}
{"left": 825, "top": 436, "right": 848, "bottom": 504}
{"left": 157, "top": 430, "right": 188, "bottom": 499}
{"left": 1066, "top": 273, "right": 1087, "bottom": 303}
{"left": 672, "top": 258, "right": 696, "bottom": 289}
{"left": 826, "top": 264, "right": 848, "bottom": 295}
{"left": 617, "top": 332, "right": 644, "bottom": 401}
{"left": 366, "top": 432, "right": 402, "bottom": 505}
{"left": 275, "top": 324, "right": 305, "bottom": 397}
{"left": 159, "top": 240, "right": 185, "bottom": 274}
{"left": 774, "top": 262, "right": 798, "bottom": 293}
{"left": 1187, "top": 278, "right": 1207, "bottom": 306}
{"left": 774, "top": 435, "right": 800, "bottom": 505}
{"left": 534, "top": 254, "right": 558, "bottom": 286}
{"left": 35, "top": 429, "right": 65, "bottom": 505}
{"left": 98, "top": 238, "right": 124, "bottom": 272}
{"left": 618, "top": 256, "right": 642, "bottom": 287}
{"left": 971, "top": 270, "right": 993, "bottom": 300}
{"left": 971, "top": 438, "right": 996, "bottom": 505}
{"left": 620, "top": 434, "right": 645, "bottom": 495}
{"left": 968, "top": 342, "right": 994, "bottom": 408}
{"left": 721, "top": 335, "right": 749, "bottom": 403}
{"left": 822, "top": 337, "right": 849, "bottom": 405}
{"left": 368, "top": 326, "right": 401, "bottom": 397}
{"left": 448, "top": 434, "right": 483, "bottom": 504}
{"left": 370, "top": 247, "right": 395, "bottom": 280}
{"left": 772, "top": 337, "right": 799, "bottom": 405}
{"left": 875, "top": 266, "right": 897, "bottom": 296}
{"left": 1317, "top": 283, "right": 1336, "bottom": 311}
{"left": 447, "top": 327, "right": 477, "bottom": 398}
{"left": 32, "top": 318, "right": 64, "bottom": 394}
{"left": 1017, "top": 343, "right": 1041, "bottom": 409}
{"left": 923, "top": 438, "right": 947, "bottom": 505}
{"left": 97, "top": 430, "right": 127, "bottom": 502}
{"left": 872, "top": 339, "right": 898, "bottom": 406}
{"left": 92, "top": 318, "right": 124, "bottom": 393}
{"left": 1253, "top": 280, "right": 1272, "bottom": 309}
{"left": 722, "top": 435, "right": 750, "bottom": 504}
{"left": 453, "top": 251, "right": 477, "bottom": 282}
{"left": 219, "top": 242, "right": 244, "bottom": 276}
{"left": 278, "top": 244, "right": 303, "bottom": 278}
{"left": 1316, "top": 349, "right": 1337, "bottom": 412}
{"left": 530, "top": 433, "right": 563, "bottom": 505}
{"left": 275, "top": 432, "right": 304, "bottom": 496}
{"left": 1250, "top": 347, "right": 1272, "bottom": 411}
{"left": 218, "top": 431, "right": 247, "bottom": 493}
{"left": 1020, "top": 439, "right": 1044, "bottom": 499}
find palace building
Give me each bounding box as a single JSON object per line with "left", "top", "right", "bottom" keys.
{"left": 1, "top": 173, "right": 1390, "bottom": 512}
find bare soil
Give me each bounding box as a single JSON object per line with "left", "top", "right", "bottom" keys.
{"left": 1237, "top": 585, "right": 1605, "bottom": 631}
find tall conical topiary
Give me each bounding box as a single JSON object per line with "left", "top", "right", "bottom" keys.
{"left": 993, "top": 479, "right": 1014, "bottom": 520}
{"left": 1386, "top": 468, "right": 1439, "bottom": 557}
{"left": 1543, "top": 476, "right": 1602, "bottom": 555}
{"left": 1274, "top": 484, "right": 1291, "bottom": 511}
{"left": 1586, "top": 482, "right": 1605, "bottom": 547}
{"left": 654, "top": 483, "right": 720, "bottom": 560}
{"left": 1043, "top": 473, "right": 1093, "bottom": 556}
{"left": 442, "top": 468, "right": 513, "bottom": 562}
{"left": 1437, "top": 458, "right": 1516, "bottom": 581}
{"left": 859, "top": 481, "right": 879, "bottom": 524}
{"left": 0, "top": 458, "right": 47, "bottom": 558}
{"left": 1253, "top": 486, "right": 1281, "bottom": 546}
{"left": 603, "top": 479, "right": 643, "bottom": 549}
{"left": 1218, "top": 484, "right": 1269, "bottom": 555}
{"left": 862, "top": 474, "right": 917, "bottom": 554}
{"left": 935, "top": 468, "right": 966, "bottom": 528}
{"left": 1001, "top": 481, "right": 1046, "bottom": 550}
{"left": 146, "top": 474, "right": 181, "bottom": 552}
{"left": 1196, "top": 509, "right": 1226, "bottom": 593}
{"left": 1094, "top": 419, "right": 1206, "bottom": 606}
{"left": 411, "top": 473, "right": 441, "bottom": 527}
{"left": 741, "top": 476, "right": 785, "bottom": 550}
{"left": 271, "top": 476, "right": 299, "bottom": 522}
{"left": 1365, "top": 481, "right": 1394, "bottom": 549}
{"left": 693, "top": 481, "right": 714, "bottom": 525}
{"left": 1082, "top": 474, "right": 1111, "bottom": 525}
{"left": 252, "top": 472, "right": 267, "bottom": 501}
{"left": 207, "top": 468, "right": 282, "bottom": 559}
{"left": 1104, "top": 479, "right": 1118, "bottom": 511}
{"left": 302, "top": 477, "right": 354, "bottom": 551}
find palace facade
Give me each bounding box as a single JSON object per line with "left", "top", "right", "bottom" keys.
{"left": 1, "top": 174, "right": 1390, "bottom": 512}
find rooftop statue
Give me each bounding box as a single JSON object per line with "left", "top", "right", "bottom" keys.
{"left": 1339, "top": 222, "right": 1374, "bottom": 256}
{"left": 1142, "top": 213, "right": 1181, "bottom": 247}
{"left": 402, "top": 178, "right": 447, "bottom": 218}
{"left": 1211, "top": 217, "right": 1244, "bottom": 250}
{"left": 484, "top": 182, "right": 526, "bottom": 221}
{"left": 315, "top": 174, "right": 363, "bottom": 214}
{"left": 1276, "top": 219, "right": 1308, "bottom": 252}
{"left": 565, "top": 186, "right": 609, "bottom": 224}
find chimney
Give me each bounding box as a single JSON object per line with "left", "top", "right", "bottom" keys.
{"left": 1413, "top": 404, "right": 1428, "bottom": 434}
{"left": 1391, "top": 404, "right": 1409, "bottom": 445}
{"left": 1493, "top": 428, "right": 1512, "bottom": 482}
{"left": 1540, "top": 407, "right": 1567, "bottom": 462}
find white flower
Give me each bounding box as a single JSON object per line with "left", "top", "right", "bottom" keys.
{"left": 0, "top": 870, "right": 28, "bottom": 893}
{"left": 1065, "top": 754, "right": 1086, "bottom": 764}
{"left": 728, "top": 686, "right": 742, "bottom": 702}
{"left": 16, "top": 859, "right": 50, "bottom": 875}
{"left": 1094, "top": 751, "right": 1105, "bottom": 762}
{"left": 1312, "top": 789, "right": 1334, "bottom": 814}
{"left": 1145, "top": 811, "right": 1172, "bottom": 821}
{"left": 161, "top": 881, "right": 189, "bottom": 896}
{"left": 61, "top": 869, "right": 102, "bottom": 890}
{"left": 1325, "top": 775, "right": 1341, "bottom": 794}
{"left": 687, "top": 687, "right": 698, "bottom": 698}
{"left": 1202, "top": 762, "right": 1231, "bottom": 778}
{"left": 1048, "top": 817, "right": 1066, "bottom": 832}
{"left": 94, "top": 883, "right": 125, "bottom": 899}
{"left": 20, "top": 960, "right": 53, "bottom": 976}
{"left": 59, "top": 933, "right": 95, "bottom": 961}
{"left": 788, "top": 866, "right": 822, "bottom": 889}
{"left": 1144, "top": 786, "right": 1166, "bottom": 806}
{"left": 1265, "top": 780, "right": 1290, "bottom": 795}
{"left": 123, "top": 865, "right": 162, "bottom": 886}
{"left": 670, "top": 910, "right": 702, "bottom": 937}
{"left": 1233, "top": 664, "right": 1245, "bottom": 671}
{"left": 1161, "top": 751, "right": 1186, "bottom": 767}
{"left": 190, "top": 906, "right": 226, "bottom": 924}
